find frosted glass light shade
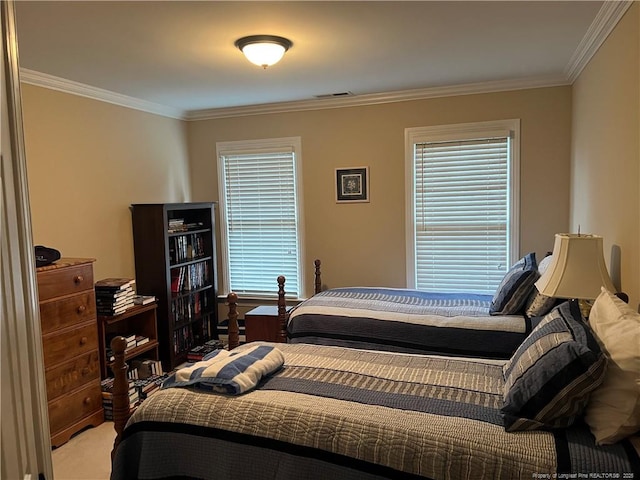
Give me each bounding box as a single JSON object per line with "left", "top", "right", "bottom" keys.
{"left": 535, "top": 233, "right": 616, "bottom": 300}
{"left": 235, "top": 35, "right": 292, "bottom": 68}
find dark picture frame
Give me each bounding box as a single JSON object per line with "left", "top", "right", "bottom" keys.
{"left": 335, "top": 167, "right": 369, "bottom": 203}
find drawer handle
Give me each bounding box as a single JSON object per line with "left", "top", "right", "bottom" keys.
{"left": 83, "top": 396, "right": 91, "bottom": 405}
{"left": 74, "top": 275, "right": 84, "bottom": 284}
{"left": 77, "top": 305, "right": 86, "bottom": 314}
{"left": 79, "top": 336, "right": 88, "bottom": 345}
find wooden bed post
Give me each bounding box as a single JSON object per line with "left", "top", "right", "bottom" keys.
{"left": 314, "top": 259, "right": 322, "bottom": 294}
{"left": 277, "top": 275, "right": 287, "bottom": 342}
{"left": 110, "top": 336, "right": 129, "bottom": 460}
{"left": 110, "top": 296, "right": 241, "bottom": 460}
{"left": 227, "top": 292, "right": 239, "bottom": 350}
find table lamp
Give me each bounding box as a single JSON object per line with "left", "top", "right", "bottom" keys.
{"left": 535, "top": 233, "right": 615, "bottom": 318}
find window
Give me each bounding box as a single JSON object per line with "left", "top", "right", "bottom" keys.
{"left": 217, "top": 137, "right": 304, "bottom": 298}
{"left": 405, "top": 120, "right": 520, "bottom": 294}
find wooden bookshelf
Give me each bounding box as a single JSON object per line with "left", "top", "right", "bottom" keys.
{"left": 131, "top": 203, "right": 219, "bottom": 371}
{"left": 97, "top": 302, "right": 160, "bottom": 379}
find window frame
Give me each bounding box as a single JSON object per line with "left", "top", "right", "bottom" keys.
{"left": 404, "top": 119, "right": 520, "bottom": 292}
{"left": 216, "top": 136, "right": 306, "bottom": 300}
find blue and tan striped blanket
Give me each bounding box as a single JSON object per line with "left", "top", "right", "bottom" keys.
{"left": 163, "top": 344, "right": 284, "bottom": 395}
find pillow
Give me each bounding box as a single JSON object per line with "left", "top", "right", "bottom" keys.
{"left": 584, "top": 287, "right": 640, "bottom": 445}
{"left": 502, "top": 300, "right": 607, "bottom": 431}
{"left": 524, "top": 290, "right": 558, "bottom": 317}
{"left": 537, "top": 253, "right": 554, "bottom": 276}
{"left": 490, "top": 252, "right": 539, "bottom": 315}
{"left": 524, "top": 254, "right": 558, "bottom": 317}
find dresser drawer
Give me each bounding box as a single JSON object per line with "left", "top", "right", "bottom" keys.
{"left": 42, "top": 323, "right": 99, "bottom": 367}
{"left": 45, "top": 350, "right": 100, "bottom": 400}
{"left": 48, "top": 382, "right": 102, "bottom": 436}
{"left": 37, "top": 262, "right": 94, "bottom": 301}
{"left": 40, "top": 291, "right": 96, "bottom": 335}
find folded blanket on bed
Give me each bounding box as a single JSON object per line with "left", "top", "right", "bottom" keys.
{"left": 162, "top": 344, "right": 284, "bottom": 395}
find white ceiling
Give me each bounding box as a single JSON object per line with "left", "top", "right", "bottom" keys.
{"left": 14, "top": 1, "right": 625, "bottom": 119}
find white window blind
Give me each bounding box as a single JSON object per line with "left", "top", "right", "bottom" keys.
{"left": 406, "top": 120, "right": 519, "bottom": 295}
{"left": 218, "top": 139, "right": 302, "bottom": 298}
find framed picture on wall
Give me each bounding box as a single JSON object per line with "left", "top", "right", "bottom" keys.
{"left": 335, "top": 167, "right": 369, "bottom": 203}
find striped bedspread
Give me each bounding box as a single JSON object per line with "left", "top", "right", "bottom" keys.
{"left": 112, "top": 343, "right": 639, "bottom": 480}
{"left": 287, "top": 287, "right": 530, "bottom": 358}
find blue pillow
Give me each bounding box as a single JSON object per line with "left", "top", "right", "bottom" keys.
{"left": 501, "top": 300, "right": 607, "bottom": 431}
{"left": 490, "top": 253, "right": 538, "bottom": 315}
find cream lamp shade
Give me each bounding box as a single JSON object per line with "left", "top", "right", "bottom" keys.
{"left": 234, "top": 35, "right": 292, "bottom": 69}
{"left": 535, "top": 233, "right": 616, "bottom": 300}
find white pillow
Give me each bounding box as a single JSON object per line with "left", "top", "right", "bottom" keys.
{"left": 537, "top": 254, "right": 554, "bottom": 276}
{"left": 584, "top": 287, "right": 640, "bottom": 445}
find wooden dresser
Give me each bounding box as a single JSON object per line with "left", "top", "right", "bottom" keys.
{"left": 37, "top": 257, "right": 103, "bottom": 447}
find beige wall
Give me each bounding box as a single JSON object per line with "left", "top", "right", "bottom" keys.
{"left": 21, "top": 81, "right": 575, "bottom": 298}
{"left": 22, "top": 84, "right": 191, "bottom": 281}
{"left": 571, "top": 3, "right": 640, "bottom": 309}
{"left": 189, "top": 87, "right": 572, "bottom": 295}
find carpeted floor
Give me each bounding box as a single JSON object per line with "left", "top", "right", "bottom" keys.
{"left": 52, "top": 422, "right": 116, "bottom": 480}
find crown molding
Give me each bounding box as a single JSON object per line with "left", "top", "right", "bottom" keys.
{"left": 565, "top": 0, "right": 632, "bottom": 83}
{"left": 184, "top": 75, "right": 569, "bottom": 121}
{"left": 19, "top": 68, "right": 185, "bottom": 119}
{"left": 18, "top": 0, "right": 628, "bottom": 122}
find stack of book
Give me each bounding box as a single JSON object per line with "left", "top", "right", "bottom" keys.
{"left": 187, "top": 339, "right": 225, "bottom": 362}
{"left": 168, "top": 218, "right": 186, "bottom": 233}
{"left": 168, "top": 218, "right": 204, "bottom": 233}
{"left": 124, "top": 333, "right": 137, "bottom": 350}
{"left": 105, "top": 333, "right": 151, "bottom": 365}
{"left": 132, "top": 373, "right": 168, "bottom": 401}
{"left": 101, "top": 377, "right": 138, "bottom": 420}
{"left": 131, "top": 358, "right": 163, "bottom": 379}
{"left": 95, "top": 278, "right": 136, "bottom": 316}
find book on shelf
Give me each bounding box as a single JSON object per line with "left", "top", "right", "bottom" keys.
{"left": 96, "top": 293, "right": 134, "bottom": 307}
{"left": 101, "top": 370, "right": 165, "bottom": 419}
{"left": 170, "top": 262, "right": 210, "bottom": 293}
{"left": 132, "top": 373, "right": 168, "bottom": 400}
{"left": 170, "top": 269, "right": 181, "bottom": 293}
{"left": 96, "top": 286, "right": 134, "bottom": 299}
{"left": 95, "top": 278, "right": 136, "bottom": 316}
{"left": 168, "top": 218, "right": 205, "bottom": 234}
{"left": 95, "top": 278, "right": 136, "bottom": 291}
{"left": 101, "top": 377, "right": 136, "bottom": 398}
{"left": 124, "top": 333, "right": 137, "bottom": 347}
{"left": 169, "top": 234, "right": 207, "bottom": 264}
{"left": 131, "top": 358, "right": 163, "bottom": 379}
{"left": 168, "top": 218, "right": 186, "bottom": 233}
{"left": 187, "top": 339, "right": 224, "bottom": 362}
{"left": 135, "top": 335, "right": 150, "bottom": 347}
{"left": 96, "top": 291, "right": 135, "bottom": 316}
{"left": 97, "top": 307, "right": 129, "bottom": 317}
{"left": 97, "top": 302, "right": 135, "bottom": 314}
{"left": 104, "top": 333, "right": 140, "bottom": 362}
{"left": 132, "top": 294, "right": 156, "bottom": 306}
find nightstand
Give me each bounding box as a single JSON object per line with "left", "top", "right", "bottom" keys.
{"left": 244, "top": 305, "right": 292, "bottom": 343}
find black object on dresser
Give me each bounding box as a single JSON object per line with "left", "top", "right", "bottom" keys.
{"left": 131, "top": 203, "right": 218, "bottom": 371}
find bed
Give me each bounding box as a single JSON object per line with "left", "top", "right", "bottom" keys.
{"left": 284, "top": 256, "right": 544, "bottom": 359}
{"left": 109, "top": 291, "right": 640, "bottom": 479}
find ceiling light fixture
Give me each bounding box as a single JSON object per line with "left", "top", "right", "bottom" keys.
{"left": 234, "top": 35, "right": 292, "bottom": 69}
